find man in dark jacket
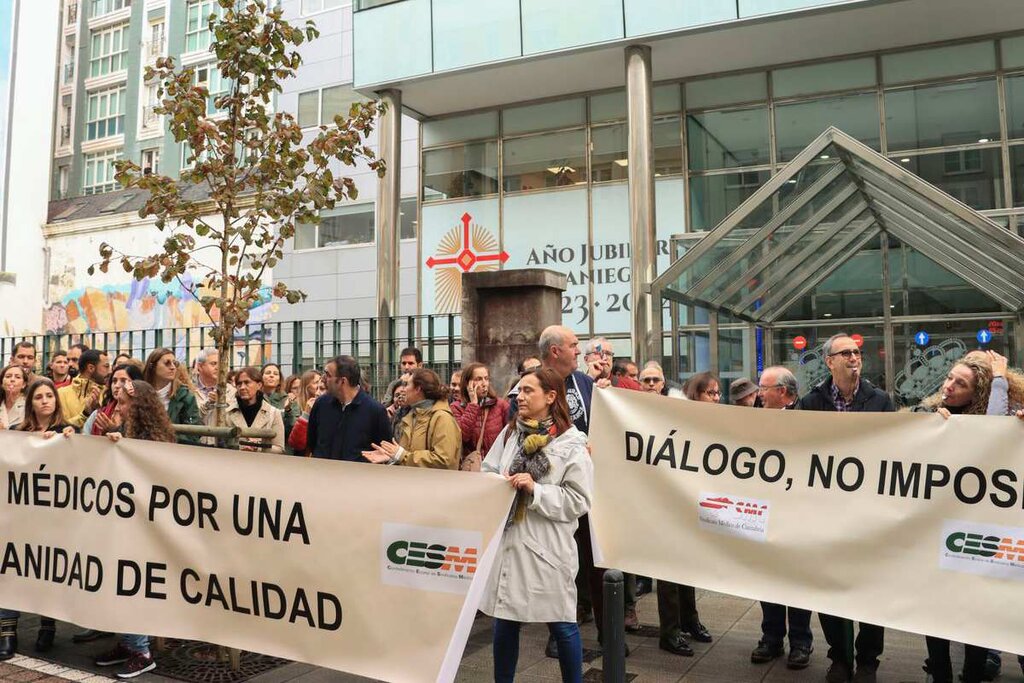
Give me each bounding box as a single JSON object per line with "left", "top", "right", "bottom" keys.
{"left": 307, "top": 355, "right": 392, "bottom": 462}
{"left": 796, "top": 334, "right": 894, "bottom": 683}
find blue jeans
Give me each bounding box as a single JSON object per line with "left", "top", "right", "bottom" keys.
{"left": 121, "top": 634, "right": 150, "bottom": 655}
{"left": 493, "top": 619, "right": 581, "bottom": 683}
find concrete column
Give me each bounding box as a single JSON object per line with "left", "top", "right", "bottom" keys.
{"left": 375, "top": 89, "right": 402, "bottom": 370}
{"left": 626, "top": 45, "right": 657, "bottom": 363}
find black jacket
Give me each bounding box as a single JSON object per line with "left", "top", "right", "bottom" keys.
{"left": 796, "top": 377, "right": 894, "bottom": 413}
{"left": 307, "top": 389, "right": 393, "bottom": 462}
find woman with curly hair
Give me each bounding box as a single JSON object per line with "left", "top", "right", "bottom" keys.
{"left": 94, "top": 379, "right": 173, "bottom": 678}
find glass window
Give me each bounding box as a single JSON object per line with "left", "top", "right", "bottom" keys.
{"left": 89, "top": 24, "right": 128, "bottom": 78}
{"left": 895, "top": 243, "right": 1004, "bottom": 315}
{"left": 422, "top": 112, "right": 498, "bottom": 147}
{"left": 195, "top": 63, "right": 229, "bottom": 115}
{"left": 1011, "top": 145, "right": 1024, "bottom": 207}
{"left": 624, "top": 0, "right": 736, "bottom": 36}
{"left": 773, "top": 57, "right": 875, "bottom": 98}
{"left": 301, "top": 0, "right": 345, "bottom": 13}
{"left": 520, "top": 0, "right": 624, "bottom": 55}
{"left": 503, "top": 98, "right": 585, "bottom": 136}
{"left": 689, "top": 170, "right": 771, "bottom": 231}
{"left": 319, "top": 204, "right": 375, "bottom": 247}
{"left": 1005, "top": 75, "right": 1024, "bottom": 140}
{"left": 352, "top": 0, "right": 431, "bottom": 84}
{"left": 591, "top": 91, "right": 626, "bottom": 123}
{"left": 294, "top": 222, "right": 317, "bottom": 250}
{"left": 83, "top": 148, "right": 122, "bottom": 195}
{"left": 321, "top": 85, "right": 364, "bottom": 124}
{"left": 687, "top": 106, "right": 770, "bottom": 171}
{"left": 654, "top": 117, "right": 683, "bottom": 176}
{"left": 298, "top": 91, "right": 319, "bottom": 128}
{"left": 503, "top": 129, "right": 587, "bottom": 192}
{"left": 90, "top": 0, "right": 130, "bottom": 18}
{"left": 399, "top": 197, "right": 417, "bottom": 239}
{"left": 1003, "top": 36, "right": 1024, "bottom": 69}
{"left": 591, "top": 117, "right": 682, "bottom": 183}
{"left": 422, "top": 141, "right": 499, "bottom": 201}
{"left": 884, "top": 79, "right": 1000, "bottom": 151}
{"left": 654, "top": 84, "right": 682, "bottom": 115}
{"left": 686, "top": 72, "right": 766, "bottom": 110}
{"left": 775, "top": 92, "right": 880, "bottom": 161}
{"left": 894, "top": 148, "right": 1004, "bottom": 211}
{"left": 140, "top": 149, "right": 160, "bottom": 175}
{"left": 186, "top": 0, "right": 219, "bottom": 53}
{"left": 882, "top": 42, "right": 995, "bottom": 84}
{"left": 86, "top": 87, "right": 125, "bottom": 140}
{"left": 433, "top": 0, "right": 521, "bottom": 71}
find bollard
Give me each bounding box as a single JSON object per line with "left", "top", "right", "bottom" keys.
{"left": 602, "top": 569, "right": 626, "bottom": 683}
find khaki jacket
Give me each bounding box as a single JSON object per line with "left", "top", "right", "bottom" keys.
{"left": 215, "top": 399, "right": 285, "bottom": 454}
{"left": 396, "top": 399, "right": 462, "bottom": 469}
{"left": 0, "top": 396, "right": 25, "bottom": 429}
{"left": 58, "top": 376, "right": 105, "bottom": 429}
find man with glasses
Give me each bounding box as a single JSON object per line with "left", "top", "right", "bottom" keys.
{"left": 796, "top": 334, "right": 893, "bottom": 683}
{"left": 306, "top": 355, "right": 391, "bottom": 462}
{"left": 751, "top": 366, "right": 812, "bottom": 669}
{"left": 583, "top": 337, "right": 614, "bottom": 388}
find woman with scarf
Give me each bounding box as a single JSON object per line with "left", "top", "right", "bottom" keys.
{"left": 83, "top": 362, "right": 143, "bottom": 436}
{"left": 362, "top": 368, "right": 461, "bottom": 469}
{"left": 216, "top": 366, "right": 285, "bottom": 453}
{"left": 479, "top": 367, "right": 593, "bottom": 683}
{"left": 451, "top": 362, "right": 509, "bottom": 471}
{"left": 143, "top": 348, "right": 200, "bottom": 444}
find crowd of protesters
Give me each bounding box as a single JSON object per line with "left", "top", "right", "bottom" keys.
{"left": 1, "top": 330, "right": 1022, "bottom": 683}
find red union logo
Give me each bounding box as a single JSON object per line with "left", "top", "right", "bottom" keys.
{"left": 426, "top": 213, "right": 508, "bottom": 313}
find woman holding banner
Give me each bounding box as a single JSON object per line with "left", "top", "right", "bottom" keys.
{"left": 0, "top": 378, "right": 76, "bottom": 659}
{"left": 910, "top": 352, "right": 1003, "bottom": 683}
{"left": 479, "top": 368, "right": 593, "bottom": 683}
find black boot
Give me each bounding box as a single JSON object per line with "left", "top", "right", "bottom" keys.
{"left": 0, "top": 618, "right": 18, "bottom": 661}
{"left": 35, "top": 619, "right": 56, "bottom": 653}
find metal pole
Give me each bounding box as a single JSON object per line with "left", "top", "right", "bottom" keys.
{"left": 375, "top": 89, "right": 402, "bottom": 374}
{"left": 602, "top": 569, "right": 626, "bottom": 683}
{"left": 625, "top": 45, "right": 657, "bottom": 364}
{"left": 881, "top": 237, "right": 895, "bottom": 397}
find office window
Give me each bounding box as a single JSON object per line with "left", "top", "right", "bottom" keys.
{"left": 503, "top": 129, "right": 588, "bottom": 192}
{"left": 884, "top": 79, "right": 1000, "bottom": 151}
{"left": 89, "top": 24, "right": 128, "bottom": 78}
{"left": 687, "top": 106, "right": 771, "bottom": 171}
{"left": 195, "top": 63, "right": 230, "bottom": 115}
{"left": 296, "top": 85, "right": 365, "bottom": 128}
{"left": 90, "top": 0, "right": 130, "bottom": 18}
{"left": 296, "top": 203, "right": 375, "bottom": 248}
{"left": 302, "top": 0, "right": 345, "bottom": 13}
{"left": 775, "top": 93, "right": 880, "bottom": 161}
{"left": 422, "top": 142, "right": 499, "bottom": 201}
{"left": 399, "top": 197, "right": 416, "bottom": 239}
{"left": 86, "top": 87, "right": 125, "bottom": 140}
{"left": 141, "top": 149, "right": 160, "bottom": 175}
{"left": 84, "top": 148, "right": 122, "bottom": 195}
{"left": 186, "top": 0, "right": 219, "bottom": 53}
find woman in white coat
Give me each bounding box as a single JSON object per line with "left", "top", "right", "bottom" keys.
{"left": 480, "top": 367, "right": 593, "bottom": 683}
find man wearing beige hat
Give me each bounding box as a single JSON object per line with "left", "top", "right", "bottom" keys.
{"left": 729, "top": 377, "right": 759, "bottom": 406}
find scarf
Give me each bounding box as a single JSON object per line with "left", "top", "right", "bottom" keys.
{"left": 239, "top": 391, "right": 264, "bottom": 427}
{"left": 394, "top": 398, "right": 434, "bottom": 442}
{"left": 506, "top": 416, "right": 555, "bottom": 525}
{"left": 156, "top": 383, "right": 172, "bottom": 410}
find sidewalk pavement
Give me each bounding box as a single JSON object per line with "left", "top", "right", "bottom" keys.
{"left": 4, "top": 589, "right": 1009, "bottom": 683}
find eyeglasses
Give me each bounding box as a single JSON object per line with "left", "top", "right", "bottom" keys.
{"left": 704, "top": 389, "right": 722, "bottom": 397}
{"left": 641, "top": 376, "right": 663, "bottom": 384}
{"left": 828, "top": 349, "right": 862, "bottom": 359}
{"left": 758, "top": 383, "right": 783, "bottom": 391}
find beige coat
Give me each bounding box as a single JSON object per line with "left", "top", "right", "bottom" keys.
{"left": 396, "top": 399, "right": 462, "bottom": 469}
{"left": 217, "top": 399, "right": 285, "bottom": 454}
{"left": 0, "top": 396, "right": 25, "bottom": 430}
{"left": 479, "top": 425, "right": 593, "bottom": 623}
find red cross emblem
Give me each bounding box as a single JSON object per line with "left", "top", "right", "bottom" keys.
{"left": 426, "top": 213, "right": 509, "bottom": 272}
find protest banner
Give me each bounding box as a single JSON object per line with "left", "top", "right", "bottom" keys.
{"left": 589, "top": 388, "right": 1024, "bottom": 653}
{"left": 0, "top": 431, "right": 514, "bottom": 683}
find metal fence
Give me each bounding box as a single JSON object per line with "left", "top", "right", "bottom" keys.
{"left": 2, "top": 314, "right": 462, "bottom": 398}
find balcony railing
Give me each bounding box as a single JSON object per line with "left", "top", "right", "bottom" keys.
{"left": 146, "top": 36, "right": 165, "bottom": 59}
{"left": 66, "top": 2, "right": 78, "bottom": 26}
{"left": 59, "top": 125, "right": 71, "bottom": 146}
{"left": 62, "top": 62, "right": 75, "bottom": 84}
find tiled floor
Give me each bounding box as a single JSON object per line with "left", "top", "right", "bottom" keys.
{"left": 2, "top": 589, "right": 1017, "bottom": 682}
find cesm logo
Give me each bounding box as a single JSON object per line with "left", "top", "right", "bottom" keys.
{"left": 381, "top": 523, "right": 483, "bottom": 595}
{"left": 697, "top": 492, "right": 770, "bottom": 543}
{"left": 940, "top": 520, "right": 1024, "bottom": 580}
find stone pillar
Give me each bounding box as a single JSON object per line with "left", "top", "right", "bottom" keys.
{"left": 375, "top": 89, "right": 402, "bottom": 371}
{"left": 461, "top": 269, "right": 567, "bottom": 395}
{"left": 626, "top": 44, "right": 658, "bottom": 363}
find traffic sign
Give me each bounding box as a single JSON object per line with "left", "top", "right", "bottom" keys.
{"left": 914, "top": 331, "right": 930, "bottom": 346}
{"left": 850, "top": 333, "right": 864, "bottom": 348}
{"left": 793, "top": 336, "right": 807, "bottom": 351}
{"left": 977, "top": 329, "right": 993, "bottom": 345}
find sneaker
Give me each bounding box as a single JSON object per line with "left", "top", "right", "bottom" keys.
{"left": 116, "top": 651, "right": 156, "bottom": 679}
{"left": 624, "top": 605, "right": 640, "bottom": 632}
{"left": 750, "top": 640, "right": 784, "bottom": 663}
{"left": 95, "top": 643, "right": 135, "bottom": 667}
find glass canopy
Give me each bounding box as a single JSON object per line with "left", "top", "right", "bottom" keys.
{"left": 653, "top": 127, "right": 1024, "bottom": 324}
